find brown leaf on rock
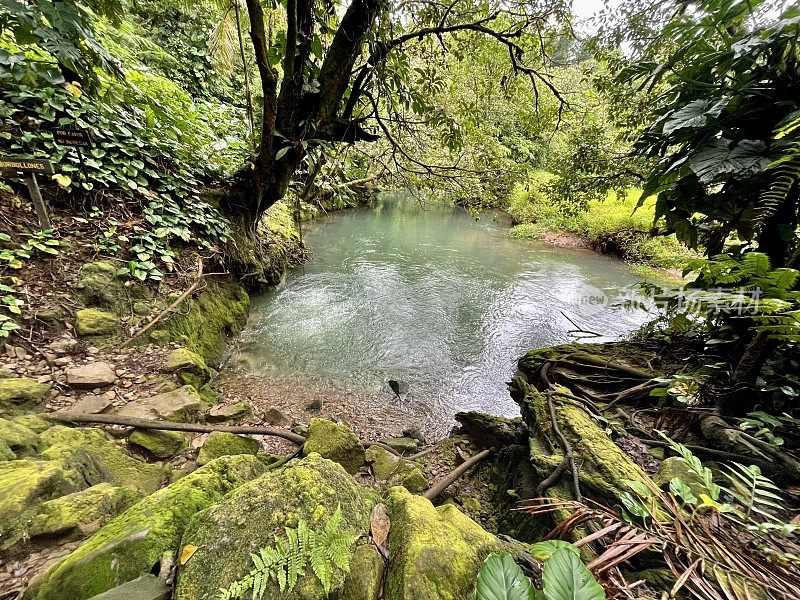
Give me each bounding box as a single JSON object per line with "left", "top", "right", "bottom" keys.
{"left": 371, "top": 503, "right": 390, "bottom": 555}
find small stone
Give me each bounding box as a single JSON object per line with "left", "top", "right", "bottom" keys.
{"left": 263, "top": 407, "right": 289, "bottom": 426}
{"left": 196, "top": 431, "right": 260, "bottom": 466}
{"left": 164, "top": 348, "right": 210, "bottom": 388}
{"left": 53, "top": 357, "right": 71, "bottom": 367}
{"left": 46, "top": 338, "right": 77, "bottom": 356}
{"left": 115, "top": 385, "right": 203, "bottom": 422}
{"left": 132, "top": 302, "right": 151, "bottom": 316}
{"left": 129, "top": 429, "right": 188, "bottom": 458}
{"left": 382, "top": 436, "right": 419, "bottom": 456}
{"left": 65, "top": 362, "right": 117, "bottom": 389}
{"left": 305, "top": 398, "right": 323, "bottom": 412}
{"left": 461, "top": 497, "right": 481, "bottom": 513}
{"left": 207, "top": 402, "right": 252, "bottom": 422}
{"left": 66, "top": 394, "right": 114, "bottom": 415}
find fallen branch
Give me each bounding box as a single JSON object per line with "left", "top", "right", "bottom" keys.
{"left": 120, "top": 257, "right": 204, "bottom": 349}
{"left": 46, "top": 412, "right": 402, "bottom": 456}
{"left": 49, "top": 412, "right": 307, "bottom": 444}
{"left": 423, "top": 448, "right": 492, "bottom": 501}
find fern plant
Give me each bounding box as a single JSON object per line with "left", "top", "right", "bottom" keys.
{"left": 218, "top": 506, "right": 360, "bottom": 600}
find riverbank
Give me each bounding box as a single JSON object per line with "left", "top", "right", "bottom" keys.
{"left": 499, "top": 171, "right": 697, "bottom": 280}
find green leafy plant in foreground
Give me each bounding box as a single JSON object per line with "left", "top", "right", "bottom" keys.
{"left": 476, "top": 544, "right": 605, "bottom": 600}
{"left": 218, "top": 506, "right": 359, "bottom": 600}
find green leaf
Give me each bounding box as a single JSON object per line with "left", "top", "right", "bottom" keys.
{"left": 689, "top": 139, "right": 770, "bottom": 184}
{"left": 476, "top": 553, "right": 536, "bottom": 600}
{"left": 542, "top": 549, "right": 605, "bottom": 600}
{"left": 529, "top": 541, "right": 580, "bottom": 561}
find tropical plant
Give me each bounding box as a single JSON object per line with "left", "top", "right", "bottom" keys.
{"left": 218, "top": 507, "right": 360, "bottom": 600}
{"left": 475, "top": 545, "right": 605, "bottom": 600}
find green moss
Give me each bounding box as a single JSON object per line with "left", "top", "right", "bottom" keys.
{"left": 13, "top": 414, "right": 55, "bottom": 433}
{"left": 0, "top": 416, "right": 41, "bottom": 457}
{"left": 129, "top": 429, "right": 188, "bottom": 459}
{"left": 73, "top": 261, "right": 127, "bottom": 314}
{"left": 0, "top": 458, "right": 86, "bottom": 550}
{"left": 384, "top": 486, "right": 500, "bottom": 600}
{"left": 382, "top": 437, "right": 418, "bottom": 455}
{"left": 365, "top": 445, "right": 400, "bottom": 480}
{"left": 0, "top": 377, "right": 50, "bottom": 409}
{"left": 341, "top": 544, "right": 384, "bottom": 600}
{"left": 75, "top": 308, "right": 121, "bottom": 337}
{"left": 30, "top": 483, "right": 142, "bottom": 538}
{"left": 175, "top": 453, "right": 377, "bottom": 600}
{"left": 164, "top": 348, "right": 210, "bottom": 388}
{"left": 303, "top": 418, "right": 365, "bottom": 474}
{"left": 398, "top": 466, "right": 429, "bottom": 494}
{"left": 26, "top": 455, "right": 267, "bottom": 600}
{"left": 156, "top": 277, "right": 249, "bottom": 364}
{"left": 40, "top": 426, "right": 168, "bottom": 495}
{"left": 0, "top": 440, "right": 14, "bottom": 461}
{"left": 196, "top": 431, "right": 259, "bottom": 466}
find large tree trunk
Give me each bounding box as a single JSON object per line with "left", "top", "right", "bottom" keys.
{"left": 227, "top": 0, "right": 382, "bottom": 227}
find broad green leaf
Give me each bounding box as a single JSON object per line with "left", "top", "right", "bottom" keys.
{"left": 476, "top": 553, "right": 536, "bottom": 600}
{"left": 529, "top": 541, "right": 580, "bottom": 561}
{"left": 542, "top": 549, "right": 605, "bottom": 600}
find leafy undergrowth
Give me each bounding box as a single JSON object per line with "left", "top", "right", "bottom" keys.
{"left": 506, "top": 172, "right": 697, "bottom": 270}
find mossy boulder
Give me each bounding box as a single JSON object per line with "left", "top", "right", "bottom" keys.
{"left": 303, "top": 418, "right": 365, "bottom": 474}
{"left": 0, "top": 376, "right": 49, "bottom": 410}
{"left": 164, "top": 348, "right": 211, "bottom": 388}
{"left": 341, "top": 544, "right": 385, "bottom": 600}
{"left": 129, "top": 429, "right": 188, "bottom": 459}
{"left": 175, "top": 453, "right": 378, "bottom": 600}
{"left": 196, "top": 431, "right": 259, "bottom": 466}
{"left": 384, "top": 486, "right": 500, "bottom": 599}
{"left": 383, "top": 437, "right": 418, "bottom": 455}
{"left": 29, "top": 483, "right": 142, "bottom": 538}
{"left": 73, "top": 261, "right": 127, "bottom": 314}
{"left": 366, "top": 445, "right": 400, "bottom": 480}
{"left": 157, "top": 278, "right": 250, "bottom": 364}
{"left": 75, "top": 308, "right": 121, "bottom": 337}
{"left": 0, "top": 458, "right": 85, "bottom": 550}
{"left": 13, "top": 414, "right": 55, "bottom": 433}
{"left": 654, "top": 456, "right": 708, "bottom": 497}
{"left": 397, "top": 465, "right": 429, "bottom": 494}
{"left": 40, "top": 426, "right": 168, "bottom": 495}
{"left": 0, "top": 440, "right": 14, "bottom": 461}
{"left": 0, "top": 416, "right": 41, "bottom": 458}
{"left": 25, "top": 455, "right": 267, "bottom": 600}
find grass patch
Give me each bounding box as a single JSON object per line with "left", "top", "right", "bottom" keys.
{"left": 504, "top": 172, "right": 697, "bottom": 269}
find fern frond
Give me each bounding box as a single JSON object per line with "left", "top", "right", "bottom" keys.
{"left": 722, "top": 463, "right": 786, "bottom": 523}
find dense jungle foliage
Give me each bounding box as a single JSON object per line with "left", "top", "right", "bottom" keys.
{"left": 1, "top": 0, "right": 800, "bottom": 598}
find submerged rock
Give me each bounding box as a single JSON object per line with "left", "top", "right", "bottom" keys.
{"left": 29, "top": 482, "right": 142, "bottom": 538}
{"left": 175, "top": 453, "right": 377, "bottom": 600}
{"left": 26, "top": 455, "right": 267, "bottom": 600}
{"left": 129, "top": 429, "right": 188, "bottom": 459}
{"left": 303, "top": 418, "right": 365, "bottom": 474}
{"left": 384, "top": 486, "right": 500, "bottom": 599}
{"left": 75, "top": 308, "right": 120, "bottom": 337}
{"left": 196, "top": 431, "right": 259, "bottom": 465}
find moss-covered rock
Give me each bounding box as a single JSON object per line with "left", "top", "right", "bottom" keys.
{"left": 383, "top": 437, "right": 418, "bottom": 455}
{"left": 155, "top": 278, "right": 249, "bottom": 364}
{"left": 175, "top": 453, "right": 377, "bottom": 600}
{"left": 40, "top": 426, "right": 168, "bottom": 495}
{"left": 0, "top": 439, "right": 14, "bottom": 461}
{"left": 25, "top": 455, "right": 267, "bottom": 600}
{"left": 384, "top": 486, "right": 500, "bottom": 600}
{"left": 0, "top": 416, "right": 41, "bottom": 457}
{"left": 0, "top": 377, "right": 49, "bottom": 409}
{"left": 13, "top": 414, "right": 55, "bottom": 433}
{"left": 164, "top": 348, "right": 211, "bottom": 388}
{"left": 654, "top": 456, "right": 708, "bottom": 496}
{"left": 129, "top": 429, "right": 188, "bottom": 459}
{"left": 366, "top": 445, "right": 400, "bottom": 480}
{"left": 196, "top": 431, "right": 259, "bottom": 466}
{"left": 0, "top": 458, "right": 85, "bottom": 550}
{"left": 303, "top": 418, "right": 365, "bottom": 474}
{"left": 75, "top": 308, "right": 120, "bottom": 337}
{"left": 73, "top": 261, "right": 127, "bottom": 314}
{"left": 341, "top": 544, "right": 385, "bottom": 600}
{"left": 29, "top": 483, "right": 142, "bottom": 538}
{"left": 397, "top": 466, "right": 429, "bottom": 494}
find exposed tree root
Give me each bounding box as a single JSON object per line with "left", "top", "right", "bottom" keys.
{"left": 423, "top": 448, "right": 492, "bottom": 501}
